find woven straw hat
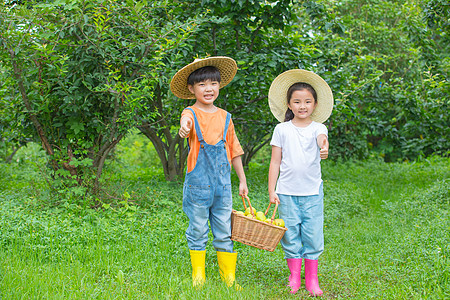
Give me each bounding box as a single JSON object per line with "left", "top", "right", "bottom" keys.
{"left": 268, "top": 69, "right": 333, "bottom": 123}
{"left": 170, "top": 56, "right": 237, "bottom": 99}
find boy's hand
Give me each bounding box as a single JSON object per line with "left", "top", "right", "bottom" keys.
{"left": 238, "top": 181, "right": 248, "bottom": 198}
{"left": 179, "top": 117, "right": 192, "bottom": 138}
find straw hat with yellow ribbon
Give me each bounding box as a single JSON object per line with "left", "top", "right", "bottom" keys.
{"left": 170, "top": 56, "right": 238, "bottom": 99}
{"left": 268, "top": 69, "right": 334, "bottom": 123}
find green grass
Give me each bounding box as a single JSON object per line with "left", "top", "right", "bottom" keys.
{"left": 0, "top": 141, "right": 448, "bottom": 299}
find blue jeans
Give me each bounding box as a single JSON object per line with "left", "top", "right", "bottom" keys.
{"left": 182, "top": 108, "right": 234, "bottom": 253}
{"left": 183, "top": 183, "right": 233, "bottom": 252}
{"left": 278, "top": 183, "right": 324, "bottom": 260}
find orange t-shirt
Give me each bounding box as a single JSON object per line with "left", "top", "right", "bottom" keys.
{"left": 181, "top": 106, "right": 244, "bottom": 173}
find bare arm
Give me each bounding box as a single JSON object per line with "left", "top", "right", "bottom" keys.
{"left": 268, "top": 145, "right": 282, "bottom": 204}
{"left": 231, "top": 155, "right": 248, "bottom": 197}
{"left": 317, "top": 134, "right": 329, "bottom": 160}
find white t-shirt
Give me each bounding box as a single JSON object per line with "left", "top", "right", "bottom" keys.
{"left": 270, "top": 120, "right": 328, "bottom": 196}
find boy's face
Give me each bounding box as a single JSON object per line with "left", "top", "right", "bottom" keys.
{"left": 188, "top": 79, "right": 220, "bottom": 107}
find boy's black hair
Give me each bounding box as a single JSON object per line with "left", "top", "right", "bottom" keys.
{"left": 187, "top": 66, "right": 221, "bottom": 85}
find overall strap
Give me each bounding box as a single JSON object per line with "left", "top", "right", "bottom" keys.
{"left": 184, "top": 107, "right": 204, "bottom": 142}
{"left": 223, "top": 112, "right": 231, "bottom": 141}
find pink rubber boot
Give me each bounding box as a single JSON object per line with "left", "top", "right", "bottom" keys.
{"left": 286, "top": 258, "right": 302, "bottom": 294}
{"left": 304, "top": 259, "right": 323, "bottom": 296}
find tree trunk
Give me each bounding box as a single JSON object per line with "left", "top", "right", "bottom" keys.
{"left": 242, "top": 136, "right": 271, "bottom": 167}
{"left": 137, "top": 123, "right": 188, "bottom": 181}
{"left": 5, "top": 145, "right": 21, "bottom": 163}
{"left": 8, "top": 47, "right": 55, "bottom": 159}
{"left": 93, "top": 136, "right": 123, "bottom": 193}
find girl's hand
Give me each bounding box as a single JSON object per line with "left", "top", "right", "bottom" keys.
{"left": 269, "top": 191, "right": 280, "bottom": 204}
{"left": 320, "top": 146, "right": 328, "bottom": 159}
{"left": 317, "top": 134, "right": 329, "bottom": 159}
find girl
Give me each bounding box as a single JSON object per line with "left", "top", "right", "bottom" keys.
{"left": 267, "top": 69, "right": 333, "bottom": 297}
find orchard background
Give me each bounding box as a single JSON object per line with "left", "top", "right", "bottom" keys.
{"left": 0, "top": 0, "right": 448, "bottom": 299}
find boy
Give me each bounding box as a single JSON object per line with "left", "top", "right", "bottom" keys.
{"left": 170, "top": 56, "right": 248, "bottom": 289}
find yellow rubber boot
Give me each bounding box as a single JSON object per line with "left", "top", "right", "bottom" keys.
{"left": 189, "top": 250, "right": 206, "bottom": 287}
{"left": 217, "top": 251, "right": 241, "bottom": 290}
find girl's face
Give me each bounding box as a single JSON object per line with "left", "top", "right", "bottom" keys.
{"left": 288, "top": 89, "right": 317, "bottom": 122}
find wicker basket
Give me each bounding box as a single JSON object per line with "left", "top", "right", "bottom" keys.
{"left": 231, "top": 196, "right": 287, "bottom": 252}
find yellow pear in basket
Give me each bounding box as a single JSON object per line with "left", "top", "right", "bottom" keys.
{"left": 255, "top": 211, "right": 266, "bottom": 221}
{"left": 264, "top": 218, "right": 273, "bottom": 224}
{"left": 244, "top": 207, "right": 256, "bottom": 216}
{"left": 274, "top": 219, "right": 285, "bottom": 227}
{"left": 235, "top": 211, "right": 245, "bottom": 215}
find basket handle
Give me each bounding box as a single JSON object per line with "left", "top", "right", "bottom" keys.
{"left": 264, "top": 202, "right": 279, "bottom": 222}
{"left": 241, "top": 195, "right": 255, "bottom": 217}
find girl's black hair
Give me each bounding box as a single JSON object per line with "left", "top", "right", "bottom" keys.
{"left": 284, "top": 82, "right": 317, "bottom": 122}
{"left": 187, "top": 66, "right": 221, "bottom": 85}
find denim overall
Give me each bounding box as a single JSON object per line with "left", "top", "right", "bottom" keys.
{"left": 182, "top": 108, "right": 234, "bottom": 253}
